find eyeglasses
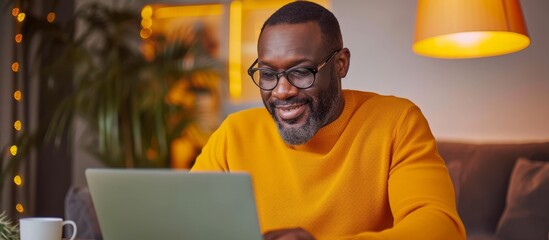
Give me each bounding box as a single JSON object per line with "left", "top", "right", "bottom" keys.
{"left": 247, "top": 49, "right": 340, "bottom": 91}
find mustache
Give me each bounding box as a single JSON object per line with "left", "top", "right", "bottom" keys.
{"left": 269, "top": 97, "right": 310, "bottom": 107}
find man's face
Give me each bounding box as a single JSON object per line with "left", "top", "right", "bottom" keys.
{"left": 257, "top": 22, "right": 344, "bottom": 145}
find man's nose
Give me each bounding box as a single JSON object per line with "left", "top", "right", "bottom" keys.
{"left": 271, "top": 76, "right": 299, "bottom": 99}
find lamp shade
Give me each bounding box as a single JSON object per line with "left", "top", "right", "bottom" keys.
{"left": 413, "top": 0, "right": 530, "bottom": 59}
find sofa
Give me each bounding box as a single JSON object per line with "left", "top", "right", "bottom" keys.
{"left": 65, "top": 141, "right": 549, "bottom": 240}
{"left": 438, "top": 141, "right": 549, "bottom": 240}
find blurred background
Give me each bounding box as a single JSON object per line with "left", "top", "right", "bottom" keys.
{"left": 0, "top": 0, "right": 547, "bottom": 223}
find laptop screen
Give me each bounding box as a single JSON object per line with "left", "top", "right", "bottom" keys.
{"left": 86, "top": 169, "right": 262, "bottom": 240}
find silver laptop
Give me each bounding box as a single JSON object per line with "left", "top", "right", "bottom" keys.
{"left": 86, "top": 169, "right": 262, "bottom": 240}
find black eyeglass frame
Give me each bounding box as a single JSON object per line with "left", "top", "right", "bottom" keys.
{"left": 247, "top": 49, "right": 341, "bottom": 91}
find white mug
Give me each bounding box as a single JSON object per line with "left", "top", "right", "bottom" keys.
{"left": 19, "top": 217, "right": 77, "bottom": 240}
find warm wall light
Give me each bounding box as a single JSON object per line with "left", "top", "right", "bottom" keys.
{"left": 413, "top": 0, "right": 530, "bottom": 59}
{"left": 229, "top": 0, "right": 243, "bottom": 100}
{"left": 154, "top": 4, "right": 223, "bottom": 18}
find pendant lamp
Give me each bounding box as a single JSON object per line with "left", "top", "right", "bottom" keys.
{"left": 413, "top": 0, "right": 530, "bottom": 59}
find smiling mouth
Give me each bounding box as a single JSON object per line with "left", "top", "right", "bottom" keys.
{"left": 275, "top": 103, "right": 307, "bottom": 123}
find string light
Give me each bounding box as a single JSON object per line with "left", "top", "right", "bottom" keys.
{"left": 47, "top": 12, "right": 55, "bottom": 23}
{"left": 14, "top": 175, "right": 22, "bottom": 186}
{"left": 12, "top": 0, "right": 25, "bottom": 218}
{"left": 13, "top": 90, "right": 22, "bottom": 101}
{"left": 12, "top": 8, "right": 19, "bottom": 17}
{"left": 15, "top": 204, "right": 24, "bottom": 213}
{"left": 9, "top": 145, "right": 18, "bottom": 156}
{"left": 11, "top": 62, "right": 19, "bottom": 72}
{"left": 14, "top": 120, "right": 22, "bottom": 131}
{"left": 16, "top": 12, "right": 25, "bottom": 22}
{"left": 15, "top": 33, "right": 22, "bottom": 43}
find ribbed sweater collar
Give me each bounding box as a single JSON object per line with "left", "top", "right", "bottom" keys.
{"left": 291, "top": 90, "right": 356, "bottom": 153}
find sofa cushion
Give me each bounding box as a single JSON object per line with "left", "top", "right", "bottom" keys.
{"left": 495, "top": 158, "right": 549, "bottom": 240}
{"left": 445, "top": 161, "right": 462, "bottom": 204}
{"left": 437, "top": 141, "right": 549, "bottom": 236}
{"left": 65, "top": 186, "right": 103, "bottom": 240}
{"left": 467, "top": 235, "right": 504, "bottom": 240}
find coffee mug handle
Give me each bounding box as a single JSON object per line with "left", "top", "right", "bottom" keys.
{"left": 62, "top": 220, "right": 77, "bottom": 240}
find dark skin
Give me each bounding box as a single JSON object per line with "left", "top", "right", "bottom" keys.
{"left": 259, "top": 21, "right": 350, "bottom": 143}
{"left": 257, "top": 21, "right": 351, "bottom": 240}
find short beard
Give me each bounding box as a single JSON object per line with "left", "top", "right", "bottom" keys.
{"left": 277, "top": 107, "right": 318, "bottom": 145}
{"left": 266, "top": 70, "right": 341, "bottom": 145}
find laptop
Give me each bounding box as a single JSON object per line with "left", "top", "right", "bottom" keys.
{"left": 85, "top": 169, "right": 263, "bottom": 240}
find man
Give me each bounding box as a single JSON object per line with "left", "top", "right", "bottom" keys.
{"left": 192, "top": 1, "right": 466, "bottom": 239}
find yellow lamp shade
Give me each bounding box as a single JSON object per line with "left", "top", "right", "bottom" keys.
{"left": 413, "top": 0, "right": 530, "bottom": 59}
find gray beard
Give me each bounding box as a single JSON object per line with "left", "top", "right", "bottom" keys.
{"left": 276, "top": 108, "right": 319, "bottom": 145}
{"left": 268, "top": 71, "right": 341, "bottom": 145}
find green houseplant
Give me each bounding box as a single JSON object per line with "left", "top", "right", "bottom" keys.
{"left": 0, "top": 212, "right": 18, "bottom": 240}
{"left": 42, "top": 2, "right": 221, "bottom": 168}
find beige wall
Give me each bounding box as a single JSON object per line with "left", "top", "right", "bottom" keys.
{"left": 333, "top": 0, "right": 549, "bottom": 143}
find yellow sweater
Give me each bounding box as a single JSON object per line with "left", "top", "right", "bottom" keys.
{"left": 192, "top": 90, "right": 466, "bottom": 240}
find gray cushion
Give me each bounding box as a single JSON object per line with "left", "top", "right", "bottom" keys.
{"left": 64, "top": 186, "right": 103, "bottom": 240}
{"left": 445, "top": 161, "right": 462, "bottom": 205}
{"left": 496, "top": 158, "right": 549, "bottom": 240}
{"left": 437, "top": 142, "right": 549, "bottom": 235}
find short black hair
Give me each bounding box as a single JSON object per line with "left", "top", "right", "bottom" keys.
{"left": 260, "top": 1, "right": 343, "bottom": 51}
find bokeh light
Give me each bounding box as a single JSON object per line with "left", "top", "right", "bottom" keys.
{"left": 12, "top": 8, "right": 19, "bottom": 17}
{"left": 14, "top": 175, "right": 23, "bottom": 186}
{"left": 141, "top": 5, "right": 153, "bottom": 18}
{"left": 140, "top": 28, "right": 152, "bottom": 39}
{"left": 15, "top": 34, "right": 23, "bottom": 43}
{"left": 16, "top": 204, "right": 24, "bottom": 213}
{"left": 141, "top": 18, "right": 152, "bottom": 28}
{"left": 47, "top": 12, "right": 56, "bottom": 23}
{"left": 17, "top": 12, "right": 25, "bottom": 22}
{"left": 9, "top": 145, "right": 18, "bottom": 156}
{"left": 14, "top": 90, "right": 22, "bottom": 101}
{"left": 12, "top": 62, "right": 19, "bottom": 72}
{"left": 14, "top": 120, "right": 22, "bottom": 131}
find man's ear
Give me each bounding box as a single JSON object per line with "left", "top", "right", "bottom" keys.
{"left": 336, "top": 48, "right": 350, "bottom": 78}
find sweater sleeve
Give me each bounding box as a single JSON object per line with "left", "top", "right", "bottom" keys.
{"left": 347, "top": 106, "right": 466, "bottom": 240}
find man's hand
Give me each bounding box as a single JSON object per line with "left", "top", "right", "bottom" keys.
{"left": 263, "top": 227, "right": 316, "bottom": 240}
